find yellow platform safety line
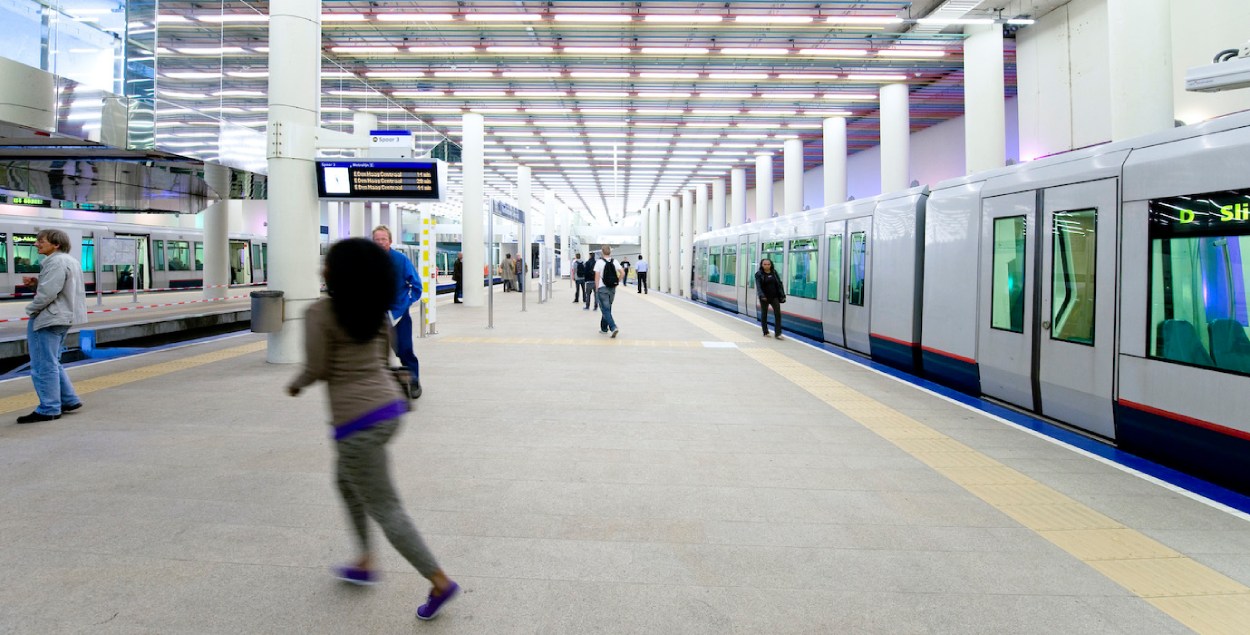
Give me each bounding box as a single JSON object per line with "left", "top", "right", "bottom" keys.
{"left": 0, "top": 341, "right": 266, "bottom": 416}
{"left": 740, "top": 346, "right": 1250, "bottom": 635}
{"left": 640, "top": 294, "right": 752, "bottom": 344}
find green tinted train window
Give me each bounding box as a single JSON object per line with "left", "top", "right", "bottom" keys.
{"left": 167, "top": 241, "right": 190, "bottom": 271}
{"left": 746, "top": 243, "right": 757, "bottom": 288}
{"left": 788, "top": 238, "right": 818, "bottom": 299}
{"left": 709, "top": 245, "right": 721, "bottom": 284}
{"left": 761, "top": 241, "right": 784, "bottom": 281}
{"left": 154, "top": 240, "right": 165, "bottom": 271}
{"left": 723, "top": 245, "right": 737, "bottom": 286}
{"left": 848, "top": 232, "right": 866, "bottom": 306}
{"left": 80, "top": 238, "right": 94, "bottom": 274}
{"left": 827, "top": 234, "right": 843, "bottom": 303}
{"left": 0, "top": 233, "right": 7, "bottom": 273}
{"left": 195, "top": 243, "right": 204, "bottom": 270}
{"left": 991, "top": 217, "right": 1027, "bottom": 332}
{"left": 1147, "top": 190, "right": 1250, "bottom": 375}
{"left": 13, "top": 234, "right": 43, "bottom": 273}
{"left": 1052, "top": 210, "right": 1097, "bottom": 345}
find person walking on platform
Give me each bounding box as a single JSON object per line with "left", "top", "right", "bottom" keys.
{"left": 595, "top": 245, "right": 620, "bottom": 338}
{"left": 582, "top": 253, "right": 598, "bottom": 311}
{"left": 515, "top": 256, "right": 525, "bottom": 292}
{"left": 755, "top": 258, "right": 786, "bottom": 340}
{"left": 635, "top": 255, "right": 648, "bottom": 294}
{"left": 372, "top": 226, "right": 422, "bottom": 399}
{"left": 451, "top": 252, "right": 463, "bottom": 304}
{"left": 18, "top": 229, "right": 87, "bottom": 423}
{"left": 619, "top": 258, "right": 631, "bottom": 286}
{"left": 571, "top": 252, "right": 584, "bottom": 304}
{"left": 287, "top": 238, "right": 459, "bottom": 621}
{"left": 501, "top": 254, "right": 515, "bottom": 292}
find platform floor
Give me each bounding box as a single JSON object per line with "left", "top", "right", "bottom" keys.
{"left": 2, "top": 283, "right": 1249, "bottom": 633}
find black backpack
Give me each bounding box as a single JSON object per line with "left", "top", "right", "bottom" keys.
{"left": 575, "top": 260, "right": 586, "bottom": 279}
{"left": 601, "top": 259, "right": 619, "bottom": 287}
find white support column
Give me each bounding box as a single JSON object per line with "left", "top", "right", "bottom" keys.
{"left": 649, "top": 204, "right": 659, "bottom": 288}
{"left": 783, "top": 138, "right": 804, "bottom": 215}
{"left": 681, "top": 189, "right": 694, "bottom": 297}
{"left": 711, "top": 178, "right": 727, "bottom": 229}
{"left": 517, "top": 164, "right": 532, "bottom": 295}
{"left": 561, "top": 205, "right": 572, "bottom": 279}
{"left": 823, "top": 117, "right": 847, "bottom": 205}
{"left": 754, "top": 153, "right": 773, "bottom": 220}
{"left": 264, "top": 0, "right": 321, "bottom": 363}
{"left": 461, "top": 113, "right": 485, "bottom": 307}
{"left": 349, "top": 113, "right": 376, "bottom": 237}
{"left": 880, "top": 83, "right": 911, "bottom": 194}
{"left": 694, "top": 183, "right": 709, "bottom": 235}
{"left": 964, "top": 23, "right": 1007, "bottom": 174}
{"left": 668, "top": 195, "right": 680, "bottom": 294}
{"left": 1107, "top": 0, "right": 1173, "bottom": 141}
{"left": 657, "top": 199, "right": 669, "bottom": 293}
{"left": 544, "top": 190, "right": 556, "bottom": 295}
{"left": 202, "top": 162, "right": 229, "bottom": 300}
{"left": 730, "top": 167, "right": 747, "bottom": 226}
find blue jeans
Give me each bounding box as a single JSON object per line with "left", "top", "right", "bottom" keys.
{"left": 393, "top": 309, "right": 420, "bottom": 383}
{"left": 597, "top": 286, "right": 617, "bottom": 332}
{"left": 28, "top": 322, "right": 80, "bottom": 415}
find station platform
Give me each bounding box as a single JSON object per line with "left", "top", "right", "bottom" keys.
{"left": 2, "top": 282, "right": 1250, "bottom": 633}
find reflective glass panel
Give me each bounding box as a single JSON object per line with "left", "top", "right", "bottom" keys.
{"left": 167, "top": 240, "right": 190, "bottom": 271}
{"left": 1051, "top": 210, "right": 1097, "bottom": 345}
{"left": 848, "top": 232, "right": 867, "bottom": 306}
{"left": 827, "top": 234, "right": 843, "bottom": 303}
{"left": 991, "top": 217, "right": 1027, "bottom": 332}
{"left": 708, "top": 246, "right": 721, "bottom": 283}
{"left": 787, "top": 238, "right": 818, "bottom": 299}
{"left": 723, "top": 246, "right": 737, "bottom": 286}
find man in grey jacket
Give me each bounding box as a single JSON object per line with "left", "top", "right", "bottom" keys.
{"left": 18, "top": 229, "right": 88, "bottom": 423}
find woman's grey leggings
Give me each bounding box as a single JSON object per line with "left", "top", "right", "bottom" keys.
{"left": 336, "top": 419, "right": 440, "bottom": 578}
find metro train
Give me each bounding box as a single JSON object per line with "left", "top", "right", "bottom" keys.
{"left": 694, "top": 110, "right": 1250, "bottom": 495}
{"left": 0, "top": 215, "right": 269, "bottom": 296}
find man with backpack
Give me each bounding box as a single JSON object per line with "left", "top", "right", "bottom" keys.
{"left": 582, "top": 253, "right": 598, "bottom": 311}
{"left": 594, "top": 245, "right": 620, "bottom": 338}
{"left": 571, "top": 252, "right": 583, "bottom": 304}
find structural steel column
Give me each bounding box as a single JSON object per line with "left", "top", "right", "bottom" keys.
{"left": 1107, "top": 0, "right": 1173, "bottom": 141}
{"left": 880, "top": 83, "right": 911, "bottom": 194}
{"left": 461, "top": 113, "right": 485, "bottom": 307}
{"left": 823, "top": 117, "right": 847, "bottom": 206}
{"left": 730, "top": 167, "right": 747, "bottom": 226}
{"left": 202, "top": 162, "right": 230, "bottom": 301}
{"left": 964, "top": 23, "right": 1007, "bottom": 174}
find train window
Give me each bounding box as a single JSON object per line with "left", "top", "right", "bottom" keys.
{"left": 0, "top": 233, "right": 8, "bottom": 273}
{"left": 154, "top": 241, "right": 165, "bottom": 271}
{"left": 252, "top": 244, "right": 263, "bottom": 269}
{"left": 1148, "top": 191, "right": 1250, "bottom": 375}
{"left": 788, "top": 238, "right": 818, "bottom": 300}
{"left": 195, "top": 243, "right": 204, "bottom": 270}
{"left": 761, "top": 241, "right": 784, "bottom": 283}
{"left": 991, "top": 217, "right": 1027, "bottom": 333}
{"left": 709, "top": 246, "right": 721, "bottom": 283}
{"left": 80, "top": 238, "right": 93, "bottom": 274}
{"left": 746, "top": 243, "right": 757, "bottom": 289}
{"left": 723, "top": 245, "right": 737, "bottom": 286}
{"left": 13, "top": 234, "right": 43, "bottom": 274}
{"left": 167, "top": 241, "right": 191, "bottom": 271}
{"left": 827, "top": 235, "right": 843, "bottom": 303}
{"left": 697, "top": 246, "right": 708, "bottom": 282}
{"left": 1051, "top": 210, "right": 1097, "bottom": 345}
{"left": 849, "top": 233, "right": 867, "bottom": 306}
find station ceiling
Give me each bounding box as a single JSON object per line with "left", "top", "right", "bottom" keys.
{"left": 150, "top": 1, "right": 1026, "bottom": 225}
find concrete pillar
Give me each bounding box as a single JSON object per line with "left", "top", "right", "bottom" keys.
{"left": 202, "top": 162, "right": 230, "bottom": 300}
{"left": 730, "top": 167, "right": 747, "bottom": 226}
{"left": 544, "top": 190, "right": 556, "bottom": 292}
{"left": 349, "top": 113, "right": 376, "bottom": 237}
{"left": 964, "top": 23, "right": 1007, "bottom": 174}
{"left": 880, "top": 83, "right": 911, "bottom": 194}
{"left": 681, "top": 189, "right": 694, "bottom": 297}
{"left": 264, "top": 0, "right": 321, "bottom": 363}
{"left": 668, "top": 196, "right": 680, "bottom": 293}
{"left": 657, "top": 200, "right": 669, "bottom": 293}
{"left": 561, "top": 204, "right": 572, "bottom": 280}
{"left": 823, "top": 117, "right": 847, "bottom": 205}
{"left": 783, "top": 138, "right": 804, "bottom": 215}
{"left": 1107, "top": 0, "right": 1173, "bottom": 141}
{"left": 649, "top": 204, "right": 659, "bottom": 287}
{"left": 711, "top": 178, "right": 727, "bottom": 229}
{"left": 694, "top": 183, "right": 709, "bottom": 234}
{"left": 754, "top": 153, "right": 773, "bottom": 220}
{"left": 461, "top": 113, "right": 485, "bottom": 306}
{"left": 517, "top": 164, "right": 531, "bottom": 295}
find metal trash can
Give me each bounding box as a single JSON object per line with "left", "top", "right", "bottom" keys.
{"left": 250, "top": 290, "right": 284, "bottom": 333}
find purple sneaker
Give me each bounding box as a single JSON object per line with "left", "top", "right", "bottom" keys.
{"left": 416, "top": 581, "right": 460, "bottom": 620}
{"left": 333, "top": 565, "right": 378, "bottom": 586}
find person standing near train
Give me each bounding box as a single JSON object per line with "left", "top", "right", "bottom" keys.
{"left": 755, "top": 258, "right": 786, "bottom": 340}
{"left": 287, "top": 238, "right": 459, "bottom": 621}
{"left": 18, "top": 229, "right": 87, "bottom": 423}
{"left": 372, "top": 226, "right": 422, "bottom": 400}
{"left": 451, "top": 252, "right": 463, "bottom": 304}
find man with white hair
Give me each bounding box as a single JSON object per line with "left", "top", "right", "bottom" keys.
{"left": 18, "top": 229, "right": 87, "bottom": 423}
{"left": 594, "top": 245, "right": 620, "bottom": 338}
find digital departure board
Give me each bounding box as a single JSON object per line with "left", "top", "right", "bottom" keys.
{"left": 315, "top": 159, "right": 447, "bottom": 202}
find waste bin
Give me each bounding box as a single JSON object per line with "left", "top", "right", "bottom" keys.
{"left": 250, "top": 290, "right": 284, "bottom": 333}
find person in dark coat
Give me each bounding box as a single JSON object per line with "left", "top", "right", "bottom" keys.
{"left": 754, "top": 258, "right": 786, "bottom": 340}
{"left": 451, "top": 253, "right": 463, "bottom": 303}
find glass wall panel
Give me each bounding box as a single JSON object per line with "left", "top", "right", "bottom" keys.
{"left": 1051, "top": 210, "right": 1097, "bottom": 345}
{"left": 827, "top": 234, "right": 843, "bottom": 302}
{"left": 991, "top": 217, "right": 1027, "bottom": 332}
{"left": 787, "top": 238, "right": 818, "bottom": 299}
{"left": 848, "top": 232, "right": 867, "bottom": 306}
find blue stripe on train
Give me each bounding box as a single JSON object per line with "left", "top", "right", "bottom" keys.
{"left": 1116, "top": 403, "right": 1250, "bottom": 497}
{"left": 921, "top": 350, "right": 981, "bottom": 395}
{"left": 869, "top": 336, "right": 920, "bottom": 374}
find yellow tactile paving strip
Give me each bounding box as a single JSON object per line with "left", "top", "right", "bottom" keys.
{"left": 0, "top": 341, "right": 265, "bottom": 415}
{"left": 641, "top": 294, "right": 752, "bottom": 344}
{"left": 736, "top": 346, "right": 1250, "bottom": 635}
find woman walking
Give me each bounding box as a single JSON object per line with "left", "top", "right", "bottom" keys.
{"left": 287, "top": 238, "right": 459, "bottom": 621}
{"left": 755, "top": 258, "right": 787, "bottom": 340}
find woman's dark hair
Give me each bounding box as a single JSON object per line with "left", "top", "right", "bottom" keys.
{"left": 758, "top": 258, "right": 774, "bottom": 272}
{"left": 324, "top": 238, "right": 396, "bottom": 343}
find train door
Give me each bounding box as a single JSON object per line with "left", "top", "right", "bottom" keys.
{"left": 1037, "top": 180, "right": 1118, "bottom": 438}
{"left": 114, "top": 234, "right": 150, "bottom": 290}
{"left": 229, "top": 240, "right": 251, "bottom": 284}
{"left": 737, "top": 233, "right": 757, "bottom": 315}
{"left": 822, "top": 220, "right": 847, "bottom": 346}
{"left": 251, "top": 242, "right": 266, "bottom": 284}
{"left": 977, "top": 192, "right": 1037, "bottom": 411}
{"left": 843, "top": 216, "right": 872, "bottom": 355}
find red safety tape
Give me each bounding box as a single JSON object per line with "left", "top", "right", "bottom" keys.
{"left": 0, "top": 294, "right": 251, "bottom": 323}
{"left": 3, "top": 282, "right": 264, "bottom": 299}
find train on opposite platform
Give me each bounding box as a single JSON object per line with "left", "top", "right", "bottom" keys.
{"left": 694, "top": 110, "right": 1250, "bottom": 496}
{"left": 0, "top": 215, "right": 268, "bottom": 296}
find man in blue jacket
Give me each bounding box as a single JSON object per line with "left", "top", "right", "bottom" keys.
{"left": 372, "top": 226, "right": 422, "bottom": 399}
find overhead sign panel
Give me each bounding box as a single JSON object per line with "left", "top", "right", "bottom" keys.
{"left": 315, "top": 159, "right": 447, "bottom": 202}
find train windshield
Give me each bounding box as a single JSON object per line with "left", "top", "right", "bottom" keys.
{"left": 1148, "top": 190, "right": 1250, "bottom": 375}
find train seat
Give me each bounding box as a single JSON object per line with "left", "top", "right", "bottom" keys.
{"left": 1157, "top": 319, "right": 1214, "bottom": 366}
{"left": 1209, "top": 318, "right": 1250, "bottom": 373}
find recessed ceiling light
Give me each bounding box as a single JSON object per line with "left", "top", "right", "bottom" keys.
{"left": 465, "top": 14, "right": 544, "bottom": 21}
{"left": 734, "top": 16, "right": 813, "bottom": 24}
{"left": 707, "top": 73, "right": 769, "bottom": 80}
{"left": 376, "top": 13, "right": 455, "bottom": 21}
{"left": 719, "top": 48, "right": 789, "bottom": 56}
{"left": 644, "top": 15, "right": 722, "bottom": 23}
{"left": 640, "top": 47, "right": 710, "bottom": 55}
{"left": 553, "top": 14, "right": 633, "bottom": 22}
{"left": 562, "top": 47, "right": 632, "bottom": 54}
{"left": 408, "top": 46, "right": 475, "bottom": 53}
